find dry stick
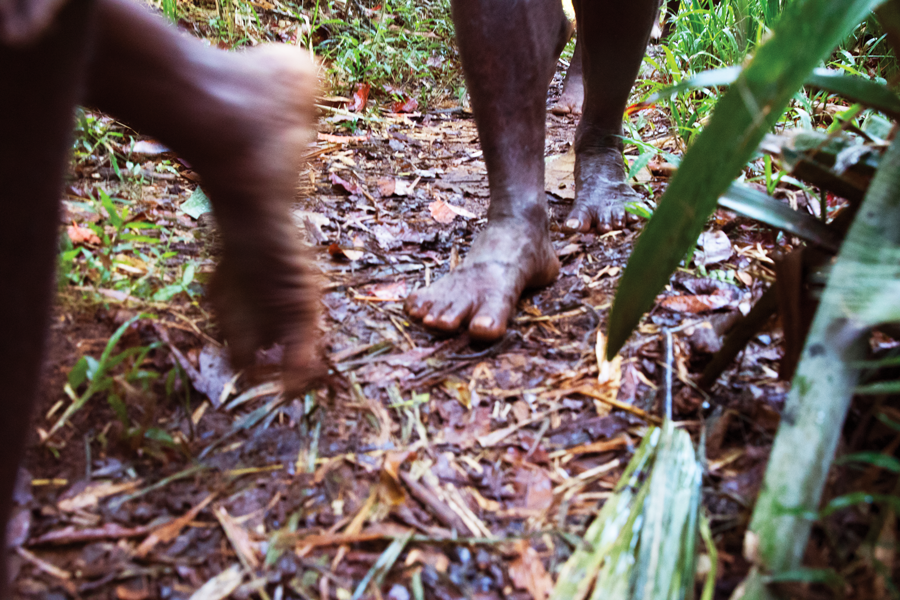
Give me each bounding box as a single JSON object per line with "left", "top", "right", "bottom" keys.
{"left": 576, "top": 386, "right": 662, "bottom": 425}
{"left": 399, "top": 471, "right": 474, "bottom": 535}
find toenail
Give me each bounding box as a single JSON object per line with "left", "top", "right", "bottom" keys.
{"left": 472, "top": 315, "right": 494, "bottom": 330}
{"left": 565, "top": 218, "right": 580, "bottom": 230}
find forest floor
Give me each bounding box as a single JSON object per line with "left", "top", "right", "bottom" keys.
{"left": 10, "top": 12, "right": 830, "bottom": 600}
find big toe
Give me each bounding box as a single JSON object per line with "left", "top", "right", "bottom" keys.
{"left": 468, "top": 296, "right": 512, "bottom": 341}
{"left": 563, "top": 205, "right": 595, "bottom": 233}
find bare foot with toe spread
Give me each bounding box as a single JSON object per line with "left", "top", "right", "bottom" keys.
{"left": 565, "top": 144, "right": 641, "bottom": 233}
{"left": 406, "top": 220, "right": 560, "bottom": 340}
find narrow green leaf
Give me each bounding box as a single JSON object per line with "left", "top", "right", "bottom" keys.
{"left": 607, "top": 0, "right": 887, "bottom": 358}
{"left": 767, "top": 568, "right": 844, "bottom": 588}
{"left": 99, "top": 189, "right": 123, "bottom": 230}
{"left": 806, "top": 68, "right": 900, "bottom": 119}
{"left": 718, "top": 183, "right": 840, "bottom": 251}
{"left": 856, "top": 380, "right": 900, "bottom": 394}
{"left": 836, "top": 451, "right": 900, "bottom": 473}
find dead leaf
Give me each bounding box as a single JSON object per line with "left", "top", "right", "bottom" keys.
{"left": 129, "top": 140, "right": 170, "bottom": 157}
{"left": 390, "top": 95, "right": 419, "bottom": 113}
{"left": 429, "top": 199, "right": 457, "bottom": 224}
{"left": 328, "top": 240, "right": 365, "bottom": 261}
{"left": 515, "top": 469, "right": 553, "bottom": 511}
{"left": 188, "top": 564, "right": 243, "bottom": 600}
{"left": 58, "top": 480, "right": 142, "bottom": 513}
{"left": 29, "top": 522, "right": 153, "bottom": 546}
{"left": 115, "top": 584, "right": 150, "bottom": 600}
{"left": 508, "top": 540, "right": 553, "bottom": 600}
{"left": 317, "top": 132, "right": 369, "bottom": 144}
{"left": 378, "top": 177, "right": 415, "bottom": 197}
{"left": 330, "top": 172, "right": 361, "bottom": 195}
{"left": 347, "top": 82, "right": 371, "bottom": 112}
{"left": 188, "top": 344, "right": 236, "bottom": 407}
{"left": 359, "top": 280, "right": 408, "bottom": 302}
{"left": 596, "top": 331, "right": 622, "bottom": 388}
{"left": 696, "top": 230, "right": 733, "bottom": 266}
{"left": 429, "top": 199, "right": 476, "bottom": 224}
{"left": 135, "top": 493, "right": 215, "bottom": 558}
{"left": 544, "top": 148, "right": 576, "bottom": 200}
{"left": 214, "top": 505, "right": 259, "bottom": 570}
{"left": 67, "top": 223, "right": 100, "bottom": 245}
{"left": 661, "top": 294, "right": 734, "bottom": 313}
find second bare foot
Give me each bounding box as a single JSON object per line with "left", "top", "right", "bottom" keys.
{"left": 564, "top": 146, "right": 641, "bottom": 233}
{"left": 550, "top": 73, "right": 583, "bottom": 116}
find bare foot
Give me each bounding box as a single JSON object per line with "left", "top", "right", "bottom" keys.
{"left": 550, "top": 71, "right": 583, "bottom": 116}
{"left": 550, "top": 38, "right": 583, "bottom": 116}
{"left": 406, "top": 219, "right": 560, "bottom": 341}
{"left": 197, "top": 45, "right": 324, "bottom": 392}
{"left": 564, "top": 146, "right": 641, "bottom": 233}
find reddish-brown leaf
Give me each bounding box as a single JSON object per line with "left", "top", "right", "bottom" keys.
{"left": 347, "top": 83, "right": 371, "bottom": 112}
{"left": 67, "top": 223, "right": 101, "bottom": 245}
{"left": 429, "top": 199, "right": 457, "bottom": 224}
{"left": 330, "top": 172, "right": 361, "bottom": 195}
{"left": 660, "top": 292, "right": 736, "bottom": 313}
{"left": 508, "top": 540, "right": 553, "bottom": 600}
{"left": 390, "top": 95, "right": 419, "bottom": 113}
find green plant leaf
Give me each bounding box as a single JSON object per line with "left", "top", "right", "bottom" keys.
{"left": 718, "top": 183, "right": 841, "bottom": 251}
{"left": 181, "top": 262, "right": 196, "bottom": 287}
{"left": 836, "top": 451, "right": 900, "bottom": 472}
{"left": 99, "top": 189, "right": 123, "bottom": 230}
{"left": 767, "top": 568, "right": 845, "bottom": 589}
{"left": 607, "top": 0, "right": 887, "bottom": 358}
{"left": 180, "top": 187, "right": 213, "bottom": 219}
{"left": 806, "top": 68, "right": 900, "bottom": 119}
{"left": 855, "top": 380, "right": 900, "bottom": 394}
{"left": 68, "top": 356, "right": 89, "bottom": 389}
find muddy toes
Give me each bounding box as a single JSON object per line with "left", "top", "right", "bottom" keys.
{"left": 563, "top": 197, "right": 631, "bottom": 233}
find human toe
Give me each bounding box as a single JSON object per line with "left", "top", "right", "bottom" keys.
{"left": 563, "top": 205, "right": 594, "bottom": 233}
{"left": 468, "top": 294, "right": 514, "bottom": 341}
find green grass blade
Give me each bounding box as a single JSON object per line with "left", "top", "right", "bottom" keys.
{"left": 607, "top": 0, "right": 887, "bottom": 358}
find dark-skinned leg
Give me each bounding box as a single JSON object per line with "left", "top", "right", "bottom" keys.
{"left": 550, "top": 33, "right": 584, "bottom": 116}
{"left": 86, "top": 0, "right": 321, "bottom": 391}
{"left": 0, "top": 0, "right": 95, "bottom": 595}
{"left": 564, "top": 0, "right": 658, "bottom": 233}
{"left": 405, "top": 0, "right": 567, "bottom": 341}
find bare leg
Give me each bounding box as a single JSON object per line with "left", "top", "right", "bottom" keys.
{"left": 0, "top": 0, "right": 95, "bottom": 595}
{"left": 563, "top": 0, "right": 658, "bottom": 233}
{"left": 405, "top": 0, "right": 566, "bottom": 341}
{"left": 550, "top": 33, "right": 584, "bottom": 116}
{"left": 87, "top": 0, "right": 321, "bottom": 391}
